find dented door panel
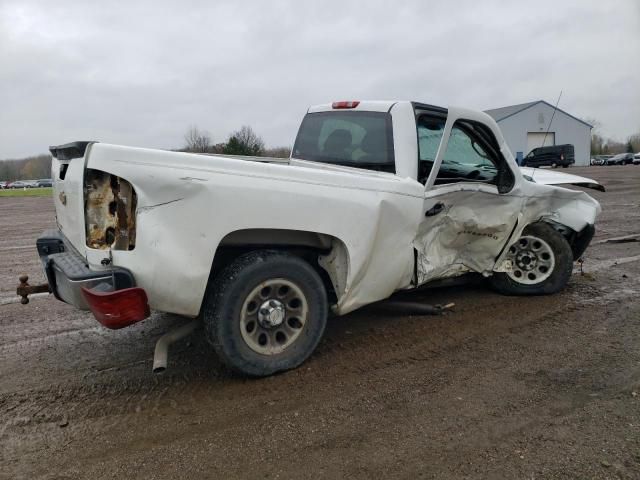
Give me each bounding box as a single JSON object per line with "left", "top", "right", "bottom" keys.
{"left": 416, "top": 185, "right": 523, "bottom": 284}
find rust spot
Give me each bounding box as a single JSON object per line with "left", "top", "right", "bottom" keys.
{"left": 84, "top": 169, "right": 137, "bottom": 250}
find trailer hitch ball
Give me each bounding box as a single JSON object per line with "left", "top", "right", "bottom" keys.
{"left": 18, "top": 275, "right": 30, "bottom": 304}
{"left": 17, "top": 275, "right": 50, "bottom": 304}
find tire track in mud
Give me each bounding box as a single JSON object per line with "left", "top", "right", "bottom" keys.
{"left": 3, "top": 263, "right": 636, "bottom": 451}
{"left": 3, "top": 245, "right": 639, "bottom": 472}
{"left": 12, "top": 288, "right": 638, "bottom": 480}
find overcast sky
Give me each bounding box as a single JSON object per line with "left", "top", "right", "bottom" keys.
{"left": 1, "top": 0, "right": 639, "bottom": 158}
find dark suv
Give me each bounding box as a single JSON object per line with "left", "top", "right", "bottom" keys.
{"left": 523, "top": 144, "right": 574, "bottom": 168}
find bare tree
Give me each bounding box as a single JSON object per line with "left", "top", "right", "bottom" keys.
{"left": 183, "top": 126, "right": 212, "bottom": 153}
{"left": 628, "top": 131, "right": 640, "bottom": 152}
{"left": 603, "top": 139, "right": 626, "bottom": 155}
{"left": 584, "top": 117, "right": 605, "bottom": 156}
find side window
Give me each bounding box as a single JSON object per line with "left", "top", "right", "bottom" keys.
{"left": 435, "top": 121, "right": 500, "bottom": 186}
{"left": 417, "top": 115, "right": 446, "bottom": 184}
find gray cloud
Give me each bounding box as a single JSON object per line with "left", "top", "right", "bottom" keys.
{"left": 1, "top": 0, "right": 638, "bottom": 158}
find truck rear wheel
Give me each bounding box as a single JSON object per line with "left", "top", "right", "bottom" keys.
{"left": 202, "top": 250, "right": 328, "bottom": 377}
{"left": 491, "top": 222, "right": 573, "bottom": 296}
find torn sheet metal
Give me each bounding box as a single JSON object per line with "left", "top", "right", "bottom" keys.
{"left": 84, "top": 169, "right": 137, "bottom": 250}
{"left": 414, "top": 179, "right": 601, "bottom": 284}
{"left": 415, "top": 185, "right": 523, "bottom": 284}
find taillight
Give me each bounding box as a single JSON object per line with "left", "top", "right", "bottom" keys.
{"left": 82, "top": 287, "right": 150, "bottom": 329}
{"left": 332, "top": 101, "right": 360, "bottom": 109}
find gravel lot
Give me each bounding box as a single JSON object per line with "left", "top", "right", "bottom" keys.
{"left": 1, "top": 166, "right": 639, "bottom": 479}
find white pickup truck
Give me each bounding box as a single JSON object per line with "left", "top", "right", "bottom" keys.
{"left": 32, "top": 100, "right": 602, "bottom": 376}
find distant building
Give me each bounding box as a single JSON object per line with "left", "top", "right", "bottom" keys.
{"left": 485, "top": 100, "right": 592, "bottom": 166}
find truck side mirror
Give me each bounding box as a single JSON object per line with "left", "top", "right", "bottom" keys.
{"left": 497, "top": 167, "right": 515, "bottom": 194}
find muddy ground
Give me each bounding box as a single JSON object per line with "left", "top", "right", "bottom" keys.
{"left": 1, "top": 166, "right": 639, "bottom": 479}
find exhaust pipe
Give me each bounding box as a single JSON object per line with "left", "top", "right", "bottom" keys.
{"left": 152, "top": 319, "right": 200, "bottom": 374}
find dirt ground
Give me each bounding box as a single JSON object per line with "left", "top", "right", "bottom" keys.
{"left": 1, "top": 166, "right": 639, "bottom": 479}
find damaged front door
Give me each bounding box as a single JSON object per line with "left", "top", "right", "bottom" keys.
{"left": 413, "top": 108, "right": 521, "bottom": 285}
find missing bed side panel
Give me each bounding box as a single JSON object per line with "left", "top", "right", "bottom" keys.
{"left": 84, "top": 169, "right": 137, "bottom": 250}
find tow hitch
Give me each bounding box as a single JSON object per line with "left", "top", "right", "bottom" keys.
{"left": 16, "top": 275, "right": 50, "bottom": 304}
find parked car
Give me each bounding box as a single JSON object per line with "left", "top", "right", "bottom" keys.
{"left": 591, "top": 157, "right": 606, "bottom": 166}
{"left": 606, "top": 153, "right": 634, "bottom": 165}
{"left": 633, "top": 153, "right": 640, "bottom": 165}
{"left": 8, "top": 180, "right": 32, "bottom": 189}
{"left": 0, "top": 181, "right": 7, "bottom": 189}
{"left": 36, "top": 178, "right": 53, "bottom": 187}
{"left": 33, "top": 101, "right": 602, "bottom": 377}
{"left": 522, "top": 144, "right": 574, "bottom": 168}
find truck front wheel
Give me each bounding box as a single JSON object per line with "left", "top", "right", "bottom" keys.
{"left": 491, "top": 222, "right": 573, "bottom": 296}
{"left": 202, "top": 250, "right": 328, "bottom": 377}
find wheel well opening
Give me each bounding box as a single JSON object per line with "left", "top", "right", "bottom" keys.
{"left": 205, "top": 229, "right": 348, "bottom": 313}
{"left": 542, "top": 220, "right": 594, "bottom": 260}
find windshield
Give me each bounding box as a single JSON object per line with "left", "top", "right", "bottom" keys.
{"left": 292, "top": 111, "right": 395, "bottom": 173}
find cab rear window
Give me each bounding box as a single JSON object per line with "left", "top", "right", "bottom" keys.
{"left": 292, "top": 111, "right": 395, "bottom": 173}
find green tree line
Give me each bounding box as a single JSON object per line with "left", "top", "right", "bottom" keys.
{"left": 0, "top": 154, "right": 52, "bottom": 182}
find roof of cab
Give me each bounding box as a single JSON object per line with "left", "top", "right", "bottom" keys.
{"left": 308, "top": 101, "right": 403, "bottom": 113}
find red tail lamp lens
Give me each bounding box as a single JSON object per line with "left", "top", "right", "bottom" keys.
{"left": 81, "top": 287, "right": 150, "bottom": 329}
{"left": 332, "top": 101, "right": 360, "bottom": 109}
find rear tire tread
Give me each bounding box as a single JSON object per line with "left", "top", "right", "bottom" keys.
{"left": 202, "top": 250, "right": 327, "bottom": 377}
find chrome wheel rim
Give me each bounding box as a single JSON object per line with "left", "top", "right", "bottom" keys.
{"left": 240, "top": 278, "right": 308, "bottom": 355}
{"left": 505, "top": 235, "right": 555, "bottom": 285}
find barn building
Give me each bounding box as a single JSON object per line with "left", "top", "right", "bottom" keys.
{"left": 485, "top": 100, "right": 592, "bottom": 166}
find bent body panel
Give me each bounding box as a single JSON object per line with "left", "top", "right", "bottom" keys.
{"left": 83, "top": 143, "right": 424, "bottom": 316}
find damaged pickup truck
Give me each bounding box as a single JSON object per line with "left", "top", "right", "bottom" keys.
{"left": 28, "top": 100, "right": 602, "bottom": 376}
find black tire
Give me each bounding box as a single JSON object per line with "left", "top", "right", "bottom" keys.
{"left": 202, "top": 250, "right": 328, "bottom": 377}
{"left": 491, "top": 222, "right": 573, "bottom": 296}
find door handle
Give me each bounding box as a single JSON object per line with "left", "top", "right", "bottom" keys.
{"left": 425, "top": 202, "right": 445, "bottom": 217}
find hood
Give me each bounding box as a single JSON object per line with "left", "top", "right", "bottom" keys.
{"left": 519, "top": 167, "right": 605, "bottom": 192}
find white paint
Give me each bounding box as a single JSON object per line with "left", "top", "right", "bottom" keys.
{"left": 50, "top": 101, "right": 601, "bottom": 318}
{"left": 527, "top": 131, "right": 555, "bottom": 152}
{"left": 519, "top": 167, "right": 604, "bottom": 190}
